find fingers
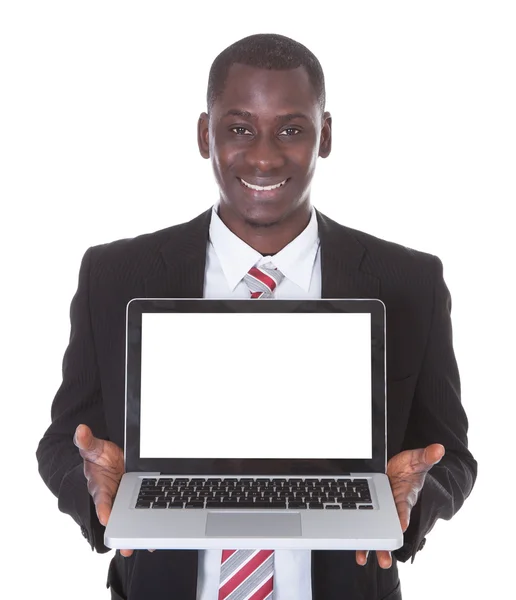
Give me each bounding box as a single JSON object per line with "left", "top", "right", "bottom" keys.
{"left": 376, "top": 551, "right": 392, "bottom": 569}
{"left": 356, "top": 550, "right": 392, "bottom": 569}
{"left": 88, "top": 483, "right": 114, "bottom": 526}
{"left": 395, "top": 499, "right": 411, "bottom": 533}
{"left": 120, "top": 549, "right": 154, "bottom": 558}
{"left": 95, "top": 499, "right": 113, "bottom": 527}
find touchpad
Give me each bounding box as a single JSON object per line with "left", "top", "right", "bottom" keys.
{"left": 206, "top": 512, "right": 302, "bottom": 537}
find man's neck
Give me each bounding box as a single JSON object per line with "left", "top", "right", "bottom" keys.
{"left": 217, "top": 201, "right": 312, "bottom": 255}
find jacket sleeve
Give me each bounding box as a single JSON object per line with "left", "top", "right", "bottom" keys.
{"left": 393, "top": 255, "right": 478, "bottom": 563}
{"left": 36, "top": 246, "right": 110, "bottom": 553}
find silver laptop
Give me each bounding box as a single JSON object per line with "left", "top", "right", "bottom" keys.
{"left": 104, "top": 298, "right": 403, "bottom": 551}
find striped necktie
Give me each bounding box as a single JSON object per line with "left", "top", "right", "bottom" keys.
{"left": 217, "top": 262, "right": 284, "bottom": 600}
{"left": 243, "top": 261, "right": 285, "bottom": 299}
{"left": 218, "top": 549, "right": 274, "bottom": 600}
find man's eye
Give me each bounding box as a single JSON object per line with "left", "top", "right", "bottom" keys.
{"left": 231, "top": 127, "right": 252, "bottom": 135}
{"left": 279, "top": 128, "right": 301, "bottom": 136}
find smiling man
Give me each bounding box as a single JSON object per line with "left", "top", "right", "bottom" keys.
{"left": 37, "top": 34, "right": 477, "bottom": 600}
{"left": 198, "top": 60, "right": 331, "bottom": 256}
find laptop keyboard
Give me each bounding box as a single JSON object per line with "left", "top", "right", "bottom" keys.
{"left": 135, "top": 477, "right": 373, "bottom": 510}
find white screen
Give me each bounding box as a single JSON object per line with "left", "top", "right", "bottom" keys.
{"left": 139, "top": 311, "right": 372, "bottom": 459}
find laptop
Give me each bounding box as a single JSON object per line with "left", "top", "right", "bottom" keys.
{"left": 104, "top": 298, "right": 403, "bottom": 551}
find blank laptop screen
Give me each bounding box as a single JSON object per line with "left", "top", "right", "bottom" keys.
{"left": 139, "top": 312, "right": 372, "bottom": 460}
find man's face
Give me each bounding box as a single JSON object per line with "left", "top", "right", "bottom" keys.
{"left": 198, "top": 63, "right": 331, "bottom": 228}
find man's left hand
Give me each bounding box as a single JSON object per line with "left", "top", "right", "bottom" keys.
{"left": 356, "top": 443, "right": 445, "bottom": 569}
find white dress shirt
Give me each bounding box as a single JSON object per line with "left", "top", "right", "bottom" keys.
{"left": 197, "top": 202, "right": 322, "bottom": 600}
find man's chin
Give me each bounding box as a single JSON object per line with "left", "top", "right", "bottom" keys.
{"left": 224, "top": 193, "right": 305, "bottom": 227}
{"left": 238, "top": 203, "right": 290, "bottom": 229}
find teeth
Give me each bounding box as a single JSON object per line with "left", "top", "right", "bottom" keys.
{"left": 240, "top": 178, "right": 287, "bottom": 191}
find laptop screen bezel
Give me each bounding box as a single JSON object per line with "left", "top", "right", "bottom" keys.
{"left": 125, "top": 298, "right": 386, "bottom": 475}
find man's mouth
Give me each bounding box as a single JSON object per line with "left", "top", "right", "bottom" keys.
{"left": 238, "top": 177, "right": 289, "bottom": 192}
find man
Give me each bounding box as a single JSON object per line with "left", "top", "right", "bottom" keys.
{"left": 37, "top": 33, "right": 477, "bottom": 599}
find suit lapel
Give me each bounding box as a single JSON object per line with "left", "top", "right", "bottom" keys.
{"left": 145, "top": 206, "right": 380, "bottom": 300}
{"left": 316, "top": 209, "right": 380, "bottom": 299}
{"left": 144, "top": 208, "right": 211, "bottom": 298}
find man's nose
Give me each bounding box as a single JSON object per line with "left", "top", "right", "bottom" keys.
{"left": 245, "top": 134, "right": 286, "bottom": 172}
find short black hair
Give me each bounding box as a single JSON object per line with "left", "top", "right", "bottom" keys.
{"left": 207, "top": 33, "right": 326, "bottom": 113}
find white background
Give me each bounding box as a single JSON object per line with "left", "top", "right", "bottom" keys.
{"left": 1, "top": 1, "right": 514, "bottom": 598}
{"left": 140, "top": 313, "right": 371, "bottom": 458}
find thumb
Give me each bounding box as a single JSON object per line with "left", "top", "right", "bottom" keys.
{"left": 73, "top": 423, "right": 92, "bottom": 449}
{"left": 74, "top": 424, "right": 103, "bottom": 460}
{"left": 425, "top": 443, "right": 446, "bottom": 466}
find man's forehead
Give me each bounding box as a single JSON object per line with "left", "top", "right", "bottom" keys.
{"left": 214, "top": 63, "right": 318, "bottom": 114}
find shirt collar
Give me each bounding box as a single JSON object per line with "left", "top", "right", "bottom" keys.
{"left": 209, "top": 202, "right": 320, "bottom": 292}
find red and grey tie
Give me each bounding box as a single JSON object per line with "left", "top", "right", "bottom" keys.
{"left": 217, "top": 262, "right": 284, "bottom": 600}
{"left": 218, "top": 549, "right": 274, "bottom": 600}
{"left": 243, "top": 262, "right": 285, "bottom": 299}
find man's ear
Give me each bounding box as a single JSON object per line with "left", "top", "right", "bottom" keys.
{"left": 198, "top": 112, "right": 210, "bottom": 159}
{"left": 319, "top": 111, "right": 332, "bottom": 158}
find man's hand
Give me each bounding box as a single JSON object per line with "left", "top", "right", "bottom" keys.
{"left": 356, "top": 443, "right": 445, "bottom": 569}
{"left": 74, "top": 424, "right": 137, "bottom": 558}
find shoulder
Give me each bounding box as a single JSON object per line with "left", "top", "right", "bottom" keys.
{"left": 354, "top": 226, "right": 439, "bottom": 276}
{"left": 318, "top": 210, "right": 441, "bottom": 279}
{"left": 85, "top": 209, "right": 210, "bottom": 275}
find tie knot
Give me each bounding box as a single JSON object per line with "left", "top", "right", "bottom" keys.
{"left": 244, "top": 261, "right": 285, "bottom": 299}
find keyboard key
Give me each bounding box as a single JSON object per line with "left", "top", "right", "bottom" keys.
{"left": 135, "top": 500, "right": 151, "bottom": 508}
{"left": 309, "top": 503, "right": 324, "bottom": 509}
{"left": 311, "top": 490, "right": 325, "bottom": 497}
{"left": 288, "top": 502, "right": 307, "bottom": 509}
{"left": 359, "top": 505, "right": 374, "bottom": 510}
{"left": 252, "top": 501, "right": 274, "bottom": 508}
{"left": 325, "top": 505, "right": 341, "bottom": 509}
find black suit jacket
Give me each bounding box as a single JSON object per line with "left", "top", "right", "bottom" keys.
{"left": 37, "top": 207, "right": 477, "bottom": 600}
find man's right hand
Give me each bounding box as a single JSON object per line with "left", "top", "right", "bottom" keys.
{"left": 73, "top": 424, "right": 135, "bottom": 557}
